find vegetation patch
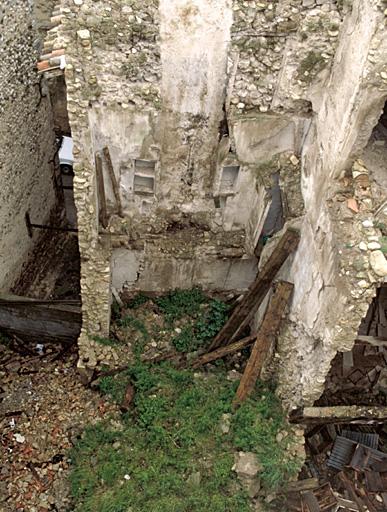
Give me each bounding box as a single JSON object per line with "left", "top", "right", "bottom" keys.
{"left": 112, "top": 288, "right": 231, "bottom": 358}
{"left": 380, "top": 236, "right": 387, "bottom": 255}
{"left": 70, "top": 363, "right": 301, "bottom": 512}
{"left": 297, "top": 51, "right": 327, "bottom": 83}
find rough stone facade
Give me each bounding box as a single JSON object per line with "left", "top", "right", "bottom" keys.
{"left": 270, "top": 0, "right": 387, "bottom": 407}
{"left": 47, "top": 0, "right": 387, "bottom": 395}
{"left": 0, "top": 0, "right": 57, "bottom": 292}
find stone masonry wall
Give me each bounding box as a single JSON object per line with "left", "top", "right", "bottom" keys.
{"left": 51, "top": 0, "right": 387, "bottom": 391}
{"left": 0, "top": 0, "right": 57, "bottom": 292}
{"left": 271, "top": 0, "right": 387, "bottom": 407}
{"left": 230, "top": 0, "right": 342, "bottom": 114}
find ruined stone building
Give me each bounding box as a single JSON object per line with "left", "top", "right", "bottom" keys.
{"left": 1, "top": 0, "right": 387, "bottom": 409}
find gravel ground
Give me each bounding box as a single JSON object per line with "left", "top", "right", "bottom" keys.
{"left": 0, "top": 345, "right": 119, "bottom": 512}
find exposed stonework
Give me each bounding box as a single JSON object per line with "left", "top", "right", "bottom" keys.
{"left": 44, "top": 0, "right": 387, "bottom": 396}
{"left": 230, "top": 0, "right": 342, "bottom": 114}
{"left": 0, "top": 0, "right": 57, "bottom": 291}
{"left": 271, "top": 0, "right": 387, "bottom": 407}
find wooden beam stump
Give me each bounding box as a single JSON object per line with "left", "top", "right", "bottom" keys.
{"left": 209, "top": 228, "right": 299, "bottom": 351}
{"left": 95, "top": 152, "right": 108, "bottom": 228}
{"left": 102, "top": 146, "right": 123, "bottom": 217}
{"left": 233, "top": 281, "right": 294, "bottom": 406}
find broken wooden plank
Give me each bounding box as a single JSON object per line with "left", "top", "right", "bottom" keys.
{"left": 287, "top": 478, "right": 320, "bottom": 493}
{"left": 95, "top": 151, "right": 108, "bottom": 228}
{"left": 190, "top": 334, "right": 257, "bottom": 369}
{"left": 120, "top": 383, "right": 135, "bottom": 413}
{"left": 365, "top": 471, "right": 385, "bottom": 493}
{"left": 0, "top": 298, "right": 81, "bottom": 344}
{"left": 102, "top": 146, "right": 123, "bottom": 217}
{"left": 338, "top": 473, "right": 367, "bottom": 512}
{"left": 209, "top": 228, "right": 300, "bottom": 350}
{"left": 312, "top": 483, "right": 338, "bottom": 511}
{"left": 356, "top": 487, "right": 377, "bottom": 512}
{"left": 0, "top": 294, "right": 80, "bottom": 306}
{"left": 301, "top": 491, "right": 321, "bottom": 512}
{"left": 290, "top": 406, "right": 387, "bottom": 425}
{"left": 233, "top": 281, "right": 293, "bottom": 405}
{"left": 350, "top": 444, "right": 387, "bottom": 472}
{"left": 334, "top": 497, "right": 359, "bottom": 512}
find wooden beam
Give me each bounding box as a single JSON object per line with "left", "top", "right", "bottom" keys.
{"left": 290, "top": 406, "right": 387, "bottom": 425}
{"left": 233, "top": 281, "right": 293, "bottom": 405}
{"left": 286, "top": 478, "right": 319, "bottom": 493}
{"left": 356, "top": 335, "right": 387, "bottom": 347}
{"left": 95, "top": 151, "right": 108, "bottom": 228}
{"left": 190, "top": 334, "right": 257, "bottom": 369}
{"left": 209, "top": 228, "right": 299, "bottom": 350}
{"left": 301, "top": 491, "right": 321, "bottom": 512}
{"left": 102, "top": 146, "right": 123, "bottom": 217}
{"left": 0, "top": 298, "right": 81, "bottom": 344}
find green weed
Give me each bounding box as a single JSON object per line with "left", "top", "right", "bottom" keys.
{"left": 380, "top": 236, "right": 387, "bottom": 255}
{"left": 0, "top": 332, "right": 11, "bottom": 347}
{"left": 297, "top": 51, "right": 326, "bottom": 82}
{"left": 70, "top": 365, "right": 301, "bottom": 511}
{"left": 232, "top": 386, "right": 302, "bottom": 489}
{"left": 155, "top": 287, "right": 207, "bottom": 323}
{"left": 126, "top": 293, "right": 150, "bottom": 309}
{"left": 172, "top": 299, "right": 230, "bottom": 353}
{"left": 98, "top": 373, "right": 131, "bottom": 404}
{"left": 118, "top": 315, "right": 149, "bottom": 359}
{"left": 93, "top": 335, "right": 120, "bottom": 347}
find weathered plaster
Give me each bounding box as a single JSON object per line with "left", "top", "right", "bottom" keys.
{"left": 272, "top": 0, "right": 387, "bottom": 407}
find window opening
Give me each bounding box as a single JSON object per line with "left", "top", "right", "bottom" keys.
{"left": 220, "top": 165, "right": 239, "bottom": 193}
{"left": 134, "top": 159, "right": 156, "bottom": 194}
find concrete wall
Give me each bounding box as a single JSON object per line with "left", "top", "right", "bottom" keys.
{"left": 0, "top": 0, "right": 57, "bottom": 292}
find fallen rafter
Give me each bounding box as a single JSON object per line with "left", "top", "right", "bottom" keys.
{"left": 190, "top": 334, "right": 257, "bottom": 369}
{"left": 233, "top": 280, "right": 294, "bottom": 405}
{"left": 290, "top": 405, "right": 387, "bottom": 425}
{"left": 209, "top": 227, "right": 299, "bottom": 350}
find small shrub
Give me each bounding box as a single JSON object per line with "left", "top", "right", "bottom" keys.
{"left": 172, "top": 324, "right": 196, "bottom": 353}
{"left": 171, "top": 299, "right": 230, "bottom": 353}
{"left": 118, "top": 315, "right": 149, "bottom": 358}
{"left": 98, "top": 373, "right": 131, "bottom": 404}
{"left": 0, "top": 332, "right": 11, "bottom": 347}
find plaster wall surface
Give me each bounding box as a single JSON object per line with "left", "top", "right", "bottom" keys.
{"left": 0, "top": 0, "right": 57, "bottom": 292}
{"left": 272, "top": 0, "right": 387, "bottom": 407}
{"left": 52, "top": 0, "right": 387, "bottom": 388}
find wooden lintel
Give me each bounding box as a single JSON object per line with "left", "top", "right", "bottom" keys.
{"left": 209, "top": 228, "right": 300, "bottom": 350}
{"left": 233, "top": 281, "right": 294, "bottom": 405}
{"left": 102, "top": 146, "right": 123, "bottom": 217}
{"left": 95, "top": 151, "right": 108, "bottom": 228}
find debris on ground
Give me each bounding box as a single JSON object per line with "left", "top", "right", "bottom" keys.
{"left": 0, "top": 346, "right": 119, "bottom": 512}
